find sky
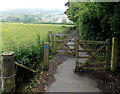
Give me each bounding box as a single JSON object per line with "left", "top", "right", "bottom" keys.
{"left": 0, "top": 0, "right": 68, "bottom": 11}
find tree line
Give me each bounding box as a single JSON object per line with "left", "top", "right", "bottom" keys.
{"left": 65, "top": 2, "right": 120, "bottom": 41}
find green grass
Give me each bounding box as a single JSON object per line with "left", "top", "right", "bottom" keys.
{"left": 1, "top": 22, "right": 73, "bottom": 52}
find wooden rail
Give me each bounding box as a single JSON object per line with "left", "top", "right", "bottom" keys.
{"left": 79, "top": 41, "right": 111, "bottom": 44}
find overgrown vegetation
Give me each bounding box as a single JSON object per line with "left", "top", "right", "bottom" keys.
{"left": 65, "top": 1, "right": 120, "bottom": 64}
{"left": 65, "top": 2, "right": 120, "bottom": 40}
{"left": 1, "top": 22, "right": 72, "bottom": 90}
{"left": 15, "top": 35, "right": 44, "bottom": 88}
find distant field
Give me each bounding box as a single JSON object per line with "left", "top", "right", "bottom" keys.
{"left": 1, "top": 22, "right": 73, "bottom": 51}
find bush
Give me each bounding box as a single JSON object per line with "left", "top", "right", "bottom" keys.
{"left": 15, "top": 34, "right": 44, "bottom": 88}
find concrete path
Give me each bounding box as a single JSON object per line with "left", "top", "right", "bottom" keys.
{"left": 46, "top": 39, "right": 101, "bottom": 92}
{"left": 46, "top": 57, "right": 100, "bottom": 92}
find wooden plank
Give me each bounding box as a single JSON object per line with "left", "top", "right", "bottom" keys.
{"left": 111, "top": 37, "right": 118, "bottom": 72}
{"left": 106, "top": 39, "right": 111, "bottom": 69}
{"left": 79, "top": 41, "right": 111, "bottom": 44}
{"left": 88, "top": 62, "right": 106, "bottom": 65}
{"left": 74, "top": 32, "right": 80, "bottom": 70}
{"left": 79, "top": 55, "right": 106, "bottom": 58}
{"left": 65, "top": 44, "right": 75, "bottom": 54}
{"left": 83, "top": 67, "right": 106, "bottom": 71}
{"left": 75, "top": 39, "right": 79, "bottom": 63}
{"left": 67, "top": 44, "right": 74, "bottom": 46}
{"left": 79, "top": 45, "right": 106, "bottom": 68}
{"left": 15, "top": 62, "right": 36, "bottom": 73}
{"left": 79, "top": 50, "right": 106, "bottom": 52}
{"left": 53, "top": 33, "right": 56, "bottom": 50}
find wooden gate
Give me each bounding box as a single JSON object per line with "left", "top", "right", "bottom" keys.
{"left": 74, "top": 38, "right": 111, "bottom": 71}
{"left": 48, "top": 30, "right": 118, "bottom": 72}
{"left": 49, "top": 31, "right": 75, "bottom": 55}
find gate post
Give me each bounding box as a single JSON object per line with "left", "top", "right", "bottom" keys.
{"left": 44, "top": 42, "right": 49, "bottom": 71}
{"left": 111, "top": 37, "right": 118, "bottom": 72}
{"left": 53, "top": 33, "right": 56, "bottom": 50}
{"left": 74, "top": 32, "right": 79, "bottom": 71}
{"left": 1, "top": 51, "right": 15, "bottom": 92}
{"left": 106, "top": 39, "right": 110, "bottom": 69}
{"left": 74, "top": 33, "right": 77, "bottom": 56}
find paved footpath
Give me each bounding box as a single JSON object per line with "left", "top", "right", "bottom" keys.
{"left": 46, "top": 39, "right": 101, "bottom": 92}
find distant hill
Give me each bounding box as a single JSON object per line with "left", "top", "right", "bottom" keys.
{"left": 0, "top": 8, "right": 72, "bottom": 24}
{"left": 0, "top": 8, "right": 63, "bottom": 15}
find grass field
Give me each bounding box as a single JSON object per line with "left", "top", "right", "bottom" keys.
{"left": 1, "top": 22, "right": 72, "bottom": 52}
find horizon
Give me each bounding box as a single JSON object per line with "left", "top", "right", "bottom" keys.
{"left": 0, "top": 8, "right": 65, "bottom": 12}
{"left": 0, "top": 0, "right": 68, "bottom": 11}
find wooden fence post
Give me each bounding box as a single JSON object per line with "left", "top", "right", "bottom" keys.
{"left": 75, "top": 36, "right": 79, "bottom": 70}
{"left": 74, "top": 32, "right": 79, "bottom": 56}
{"left": 44, "top": 42, "right": 49, "bottom": 71}
{"left": 111, "top": 37, "right": 118, "bottom": 72}
{"left": 74, "top": 33, "right": 77, "bottom": 56}
{"left": 106, "top": 39, "right": 110, "bottom": 69}
{"left": 48, "top": 30, "right": 52, "bottom": 50}
{"left": 1, "top": 51, "right": 15, "bottom": 92}
{"left": 53, "top": 33, "right": 56, "bottom": 50}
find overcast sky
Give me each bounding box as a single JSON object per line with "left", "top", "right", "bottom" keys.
{"left": 0, "top": 0, "right": 68, "bottom": 11}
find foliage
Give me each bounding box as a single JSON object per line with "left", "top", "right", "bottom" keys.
{"left": 65, "top": 2, "right": 120, "bottom": 66}
{"left": 15, "top": 34, "right": 44, "bottom": 69}
{"left": 15, "top": 35, "right": 44, "bottom": 88}
{"left": 65, "top": 2, "right": 120, "bottom": 41}
{"left": 1, "top": 22, "right": 72, "bottom": 89}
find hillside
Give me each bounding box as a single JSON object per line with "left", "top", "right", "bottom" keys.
{"left": 0, "top": 8, "right": 71, "bottom": 23}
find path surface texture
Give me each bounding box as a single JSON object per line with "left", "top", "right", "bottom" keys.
{"left": 46, "top": 32, "right": 101, "bottom": 92}
{"left": 46, "top": 57, "right": 100, "bottom": 92}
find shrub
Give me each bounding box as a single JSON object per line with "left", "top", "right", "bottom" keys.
{"left": 15, "top": 34, "right": 44, "bottom": 88}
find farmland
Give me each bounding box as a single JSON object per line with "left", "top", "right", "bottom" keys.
{"left": 1, "top": 22, "right": 72, "bottom": 52}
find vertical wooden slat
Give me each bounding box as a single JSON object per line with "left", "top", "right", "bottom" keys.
{"left": 75, "top": 36, "right": 79, "bottom": 70}
{"left": 53, "top": 33, "right": 56, "bottom": 50}
{"left": 106, "top": 39, "right": 111, "bottom": 69}
{"left": 57, "top": 32, "right": 61, "bottom": 51}
{"left": 74, "top": 33, "right": 77, "bottom": 56}
{"left": 44, "top": 42, "right": 49, "bottom": 71}
{"left": 111, "top": 37, "right": 118, "bottom": 72}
